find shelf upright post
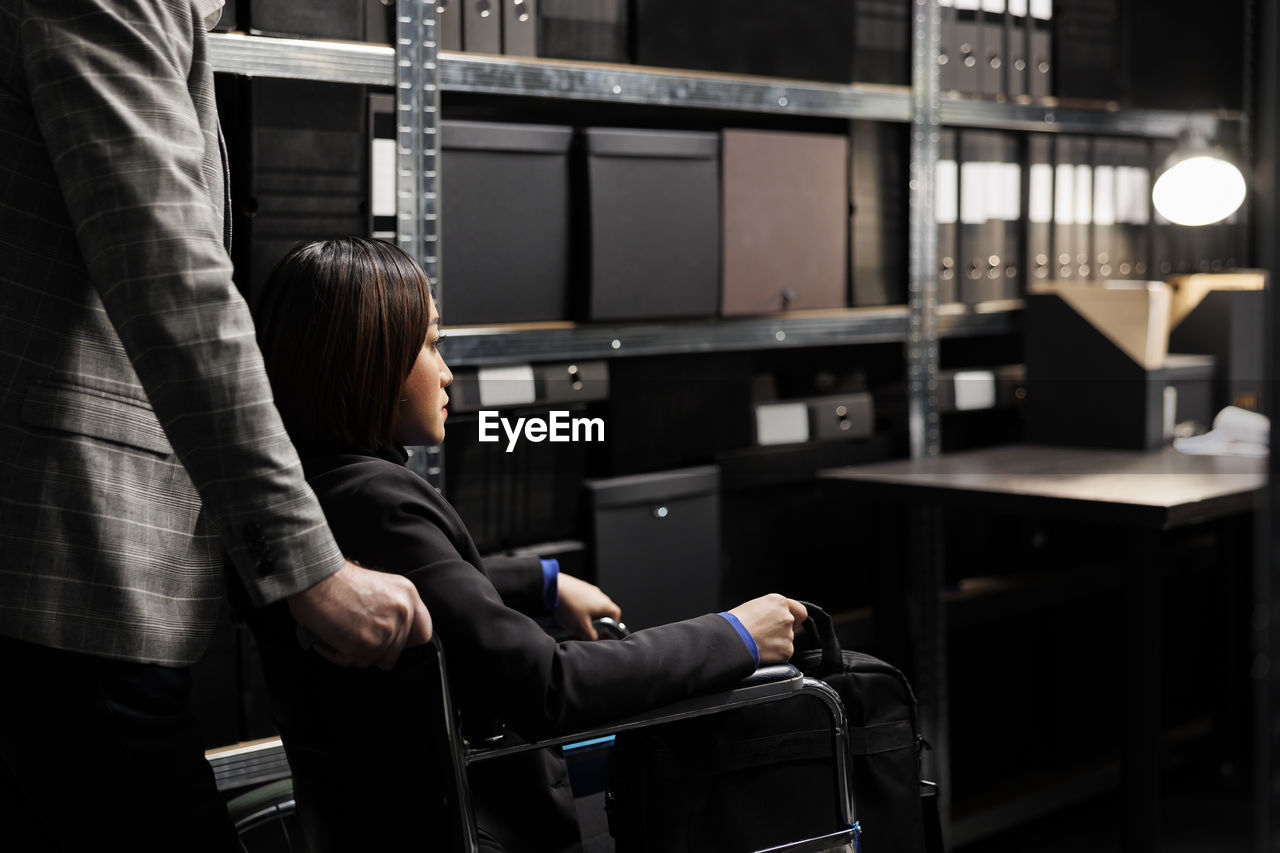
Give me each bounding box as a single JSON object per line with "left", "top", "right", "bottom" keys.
{"left": 906, "top": 0, "right": 951, "bottom": 845}
{"left": 396, "top": 0, "right": 444, "bottom": 487}
{"left": 908, "top": 0, "right": 943, "bottom": 460}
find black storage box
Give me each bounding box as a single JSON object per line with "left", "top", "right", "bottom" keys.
{"left": 1025, "top": 292, "right": 1214, "bottom": 449}
{"left": 634, "top": 0, "right": 859, "bottom": 83}
{"left": 583, "top": 128, "right": 720, "bottom": 321}
{"left": 586, "top": 466, "right": 721, "bottom": 630}
{"left": 238, "top": 0, "right": 365, "bottom": 40}
{"left": 440, "top": 120, "right": 573, "bottom": 325}
{"left": 538, "top": 0, "right": 629, "bottom": 63}
{"left": 1167, "top": 285, "right": 1265, "bottom": 413}
{"left": 221, "top": 77, "right": 370, "bottom": 307}
{"left": 443, "top": 404, "right": 594, "bottom": 553}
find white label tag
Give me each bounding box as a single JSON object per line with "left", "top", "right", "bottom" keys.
{"left": 936, "top": 160, "right": 959, "bottom": 225}
{"left": 981, "top": 0, "right": 1006, "bottom": 13}
{"left": 1030, "top": 0, "right": 1052, "bottom": 20}
{"left": 953, "top": 370, "right": 997, "bottom": 411}
{"left": 1093, "top": 165, "right": 1116, "bottom": 227}
{"left": 755, "top": 403, "right": 810, "bottom": 446}
{"left": 478, "top": 364, "right": 537, "bottom": 408}
{"left": 1008, "top": 0, "right": 1029, "bottom": 16}
{"left": 954, "top": 0, "right": 982, "bottom": 10}
{"left": 1029, "top": 163, "right": 1054, "bottom": 224}
{"left": 1054, "top": 163, "right": 1075, "bottom": 225}
{"left": 371, "top": 138, "right": 397, "bottom": 218}
{"left": 1074, "top": 165, "right": 1094, "bottom": 225}
{"left": 960, "top": 161, "right": 987, "bottom": 225}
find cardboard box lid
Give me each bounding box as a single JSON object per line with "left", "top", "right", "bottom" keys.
{"left": 1031, "top": 280, "right": 1171, "bottom": 370}
{"left": 1166, "top": 271, "right": 1267, "bottom": 329}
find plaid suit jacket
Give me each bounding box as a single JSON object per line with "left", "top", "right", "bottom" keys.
{"left": 0, "top": 0, "right": 344, "bottom": 665}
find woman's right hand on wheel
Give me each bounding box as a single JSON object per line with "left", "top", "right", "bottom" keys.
{"left": 728, "top": 594, "right": 808, "bottom": 664}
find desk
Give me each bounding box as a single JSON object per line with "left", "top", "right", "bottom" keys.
{"left": 821, "top": 444, "right": 1265, "bottom": 851}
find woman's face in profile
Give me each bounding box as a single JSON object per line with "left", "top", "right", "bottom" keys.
{"left": 395, "top": 297, "right": 452, "bottom": 447}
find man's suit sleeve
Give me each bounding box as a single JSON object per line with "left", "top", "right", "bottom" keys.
{"left": 18, "top": 0, "right": 343, "bottom": 603}
{"left": 483, "top": 555, "right": 548, "bottom": 616}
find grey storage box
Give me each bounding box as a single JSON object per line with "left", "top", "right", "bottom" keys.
{"left": 722, "top": 129, "right": 848, "bottom": 316}
{"left": 584, "top": 129, "right": 721, "bottom": 321}
{"left": 586, "top": 466, "right": 721, "bottom": 630}
{"left": 538, "top": 0, "right": 630, "bottom": 63}
{"left": 440, "top": 121, "right": 573, "bottom": 325}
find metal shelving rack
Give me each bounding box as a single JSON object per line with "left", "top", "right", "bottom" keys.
{"left": 205, "top": 9, "right": 1249, "bottom": 817}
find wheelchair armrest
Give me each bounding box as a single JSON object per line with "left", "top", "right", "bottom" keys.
{"left": 467, "top": 663, "right": 807, "bottom": 764}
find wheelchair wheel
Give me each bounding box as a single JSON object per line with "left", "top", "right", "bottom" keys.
{"left": 228, "top": 778, "right": 299, "bottom": 853}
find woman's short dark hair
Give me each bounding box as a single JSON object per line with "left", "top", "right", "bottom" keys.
{"left": 254, "top": 237, "right": 433, "bottom": 453}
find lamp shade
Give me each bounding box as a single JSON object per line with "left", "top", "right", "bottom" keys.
{"left": 1151, "top": 146, "right": 1246, "bottom": 227}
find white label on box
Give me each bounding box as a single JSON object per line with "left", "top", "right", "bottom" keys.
{"left": 1029, "top": 163, "right": 1054, "bottom": 224}
{"left": 960, "top": 161, "right": 987, "bottom": 225}
{"left": 1074, "top": 165, "right": 1094, "bottom": 225}
{"left": 935, "top": 160, "right": 959, "bottom": 224}
{"left": 1008, "top": 0, "right": 1029, "bottom": 16}
{"left": 1093, "top": 165, "right": 1116, "bottom": 226}
{"left": 478, "top": 364, "right": 537, "bottom": 408}
{"left": 982, "top": 0, "right": 1006, "bottom": 13}
{"left": 1163, "top": 385, "right": 1178, "bottom": 440}
{"left": 953, "top": 0, "right": 982, "bottom": 10}
{"left": 953, "top": 370, "right": 997, "bottom": 411}
{"left": 755, "top": 403, "right": 810, "bottom": 446}
{"left": 938, "top": 0, "right": 955, "bottom": 7}
{"left": 1030, "top": 0, "right": 1052, "bottom": 20}
{"left": 1054, "top": 163, "right": 1075, "bottom": 225}
{"left": 371, "top": 138, "right": 397, "bottom": 218}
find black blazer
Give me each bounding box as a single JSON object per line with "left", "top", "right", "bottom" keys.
{"left": 247, "top": 446, "right": 755, "bottom": 852}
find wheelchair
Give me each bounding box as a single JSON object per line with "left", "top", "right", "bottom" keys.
{"left": 226, "top": 623, "right": 861, "bottom": 853}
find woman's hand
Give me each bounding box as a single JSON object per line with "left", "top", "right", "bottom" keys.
{"left": 554, "top": 573, "right": 623, "bottom": 640}
{"left": 728, "top": 594, "right": 807, "bottom": 664}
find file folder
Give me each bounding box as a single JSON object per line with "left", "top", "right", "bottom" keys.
{"left": 1005, "top": 0, "right": 1029, "bottom": 98}
{"left": 1026, "top": 134, "right": 1054, "bottom": 286}
{"left": 958, "top": 131, "right": 990, "bottom": 302}
{"left": 438, "top": 0, "right": 463, "bottom": 51}
{"left": 537, "top": 0, "right": 629, "bottom": 63}
{"left": 953, "top": 0, "right": 981, "bottom": 94}
{"left": 1028, "top": 0, "right": 1051, "bottom": 98}
{"left": 1053, "top": 0, "right": 1122, "bottom": 101}
{"left": 938, "top": 0, "right": 959, "bottom": 92}
{"left": 979, "top": 0, "right": 1006, "bottom": 98}
{"left": 851, "top": 121, "right": 909, "bottom": 306}
{"left": 368, "top": 93, "right": 397, "bottom": 241}
{"left": 1113, "top": 138, "right": 1151, "bottom": 279}
{"left": 1091, "top": 139, "right": 1119, "bottom": 280}
{"left": 937, "top": 129, "right": 960, "bottom": 304}
{"left": 855, "top": 0, "right": 911, "bottom": 85}
{"left": 502, "top": 0, "right": 538, "bottom": 56}
{"left": 463, "top": 0, "right": 502, "bottom": 53}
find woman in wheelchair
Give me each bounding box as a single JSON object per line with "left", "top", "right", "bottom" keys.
{"left": 239, "top": 237, "right": 808, "bottom": 853}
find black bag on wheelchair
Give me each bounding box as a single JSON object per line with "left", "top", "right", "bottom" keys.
{"left": 605, "top": 603, "right": 937, "bottom": 852}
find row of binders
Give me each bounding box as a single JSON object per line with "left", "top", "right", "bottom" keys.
{"left": 937, "top": 0, "right": 1052, "bottom": 99}
{"left": 936, "top": 130, "right": 1241, "bottom": 306}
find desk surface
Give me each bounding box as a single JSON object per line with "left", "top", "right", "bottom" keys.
{"left": 821, "top": 444, "right": 1266, "bottom": 529}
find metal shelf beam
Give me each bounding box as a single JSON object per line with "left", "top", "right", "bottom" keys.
{"left": 207, "top": 33, "right": 395, "bottom": 87}
{"left": 440, "top": 306, "right": 1021, "bottom": 367}
{"left": 206, "top": 35, "right": 1241, "bottom": 137}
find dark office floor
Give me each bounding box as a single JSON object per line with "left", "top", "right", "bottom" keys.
{"left": 959, "top": 760, "right": 1253, "bottom": 853}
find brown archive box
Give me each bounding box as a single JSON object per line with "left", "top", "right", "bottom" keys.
{"left": 721, "top": 129, "right": 849, "bottom": 316}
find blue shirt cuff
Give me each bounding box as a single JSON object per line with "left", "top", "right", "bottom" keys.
{"left": 540, "top": 559, "right": 560, "bottom": 613}
{"left": 717, "top": 612, "right": 759, "bottom": 666}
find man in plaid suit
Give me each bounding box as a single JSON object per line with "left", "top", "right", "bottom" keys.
{"left": 0, "top": 1, "right": 434, "bottom": 848}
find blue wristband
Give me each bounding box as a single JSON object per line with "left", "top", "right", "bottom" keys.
{"left": 540, "top": 559, "right": 560, "bottom": 613}
{"left": 717, "top": 612, "right": 759, "bottom": 666}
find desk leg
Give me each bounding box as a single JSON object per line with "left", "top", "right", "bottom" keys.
{"left": 908, "top": 505, "right": 950, "bottom": 843}
{"left": 1124, "top": 529, "right": 1164, "bottom": 853}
